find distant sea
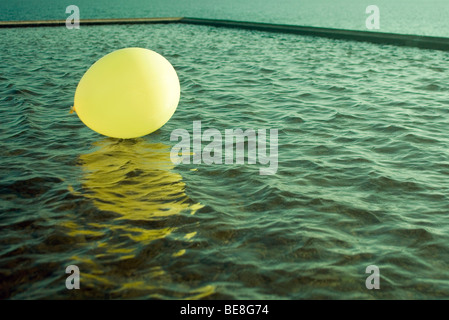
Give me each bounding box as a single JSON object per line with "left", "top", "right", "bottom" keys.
{"left": 1, "top": 0, "right": 449, "bottom": 37}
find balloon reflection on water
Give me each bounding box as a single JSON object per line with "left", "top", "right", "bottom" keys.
{"left": 63, "top": 138, "right": 212, "bottom": 298}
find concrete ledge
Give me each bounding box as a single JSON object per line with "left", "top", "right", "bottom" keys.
{"left": 180, "top": 18, "right": 449, "bottom": 51}
{"left": 1, "top": 16, "right": 449, "bottom": 51}
{"left": 0, "top": 17, "right": 183, "bottom": 28}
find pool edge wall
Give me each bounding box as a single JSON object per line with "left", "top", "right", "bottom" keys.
{"left": 1, "top": 17, "right": 449, "bottom": 51}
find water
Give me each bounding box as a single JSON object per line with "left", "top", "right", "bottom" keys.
{"left": 1, "top": 0, "right": 449, "bottom": 37}
{"left": 1, "top": 4, "right": 449, "bottom": 300}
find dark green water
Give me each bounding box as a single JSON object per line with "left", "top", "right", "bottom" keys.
{"left": 1, "top": 23, "right": 449, "bottom": 299}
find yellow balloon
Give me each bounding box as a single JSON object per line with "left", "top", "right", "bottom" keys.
{"left": 73, "top": 47, "right": 180, "bottom": 139}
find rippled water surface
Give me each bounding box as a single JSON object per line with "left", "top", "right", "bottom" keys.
{"left": 1, "top": 23, "right": 449, "bottom": 299}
